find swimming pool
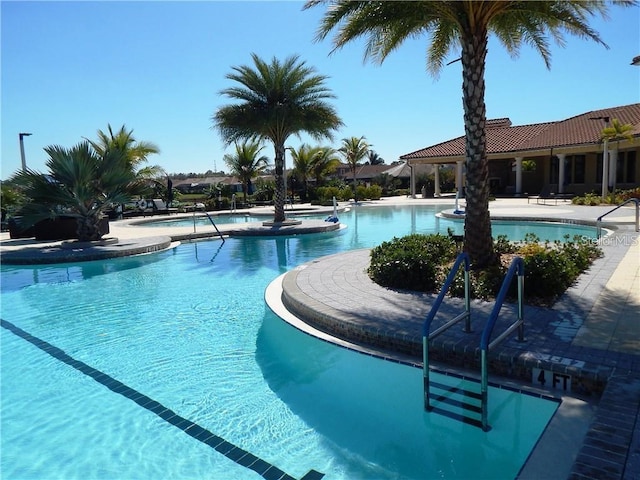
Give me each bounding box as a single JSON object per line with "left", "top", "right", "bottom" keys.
{"left": 142, "top": 204, "right": 598, "bottom": 243}
{"left": 1, "top": 205, "right": 582, "bottom": 479}
{"left": 140, "top": 208, "right": 330, "bottom": 227}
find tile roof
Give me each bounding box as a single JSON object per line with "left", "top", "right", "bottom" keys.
{"left": 334, "top": 163, "right": 390, "bottom": 179}
{"left": 401, "top": 103, "right": 640, "bottom": 160}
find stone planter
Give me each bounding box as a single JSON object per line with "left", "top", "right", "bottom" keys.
{"left": 9, "top": 216, "right": 110, "bottom": 241}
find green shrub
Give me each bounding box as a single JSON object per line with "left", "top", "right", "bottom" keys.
{"left": 366, "top": 184, "right": 383, "bottom": 200}
{"left": 367, "top": 232, "right": 603, "bottom": 304}
{"left": 557, "top": 235, "right": 602, "bottom": 271}
{"left": 368, "top": 234, "right": 457, "bottom": 292}
{"left": 572, "top": 188, "right": 640, "bottom": 206}
{"left": 355, "top": 184, "right": 383, "bottom": 200}
{"left": 316, "top": 185, "right": 352, "bottom": 202}
{"left": 494, "top": 234, "right": 517, "bottom": 254}
{"left": 620, "top": 187, "right": 640, "bottom": 201}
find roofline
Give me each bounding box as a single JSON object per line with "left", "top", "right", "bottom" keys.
{"left": 404, "top": 135, "right": 639, "bottom": 164}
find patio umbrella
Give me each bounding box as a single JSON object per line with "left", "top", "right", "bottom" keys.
{"left": 167, "top": 177, "right": 173, "bottom": 206}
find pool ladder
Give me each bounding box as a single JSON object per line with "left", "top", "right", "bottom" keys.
{"left": 202, "top": 210, "right": 224, "bottom": 243}
{"left": 422, "top": 253, "right": 525, "bottom": 431}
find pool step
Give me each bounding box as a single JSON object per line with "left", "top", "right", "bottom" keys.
{"left": 428, "top": 379, "right": 484, "bottom": 429}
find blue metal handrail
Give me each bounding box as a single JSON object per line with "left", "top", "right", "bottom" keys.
{"left": 479, "top": 256, "right": 525, "bottom": 431}
{"left": 596, "top": 198, "right": 639, "bottom": 238}
{"left": 423, "top": 252, "right": 471, "bottom": 411}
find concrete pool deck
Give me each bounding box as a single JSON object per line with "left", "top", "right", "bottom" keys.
{"left": 1, "top": 196, "right": 639, "bottom": 479}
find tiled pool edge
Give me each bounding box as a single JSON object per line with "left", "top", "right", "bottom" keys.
{"left": 0, "top": 236, "right": 175, "bottom": 265}
{"left": 281, "top": 266, "right": 612, "bottom": 396}
{"left": 568, "top": 373, "right": 640, "bottom": 480}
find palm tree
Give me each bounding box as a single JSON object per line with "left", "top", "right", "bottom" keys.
{"left": 311, "top": 146, "right": 340, "bottom": 186}
{"left": 289, "top": 144, "right": 322, "bottom": 202}
{"left": 213, "top": 53, "right": 343, "bottom": 223}
{"left": 601, "top": 118, "right": 635, "bottom": 191}
{"left": 339, "top": 136, "right": 370, "bottom": 203}
{"left": 223, "top": 141, "right": 269, "bottom": 205}
{"left": 86, "top": 124, "right": 164, "bottom": 199}
{"left": 86, "top": 124, "right": 161, "bottom": 174}
{"left": 305, "top": 0, "right": 624, "bottom": 267}
{"left": 367, "top": 150, "right": 385, "bottom": 165}
{"left": 9, "top": 142, "right": 142, "bottom": 241}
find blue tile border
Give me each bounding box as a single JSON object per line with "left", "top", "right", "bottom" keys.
{"left": 1, "top": 318, "right": 324, "bottom": 480}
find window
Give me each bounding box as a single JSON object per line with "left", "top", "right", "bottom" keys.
{"left": 549, "top": 156, "right": 558, "bottom": 184}
{"left": 557, "top": 155, "right": 586, "bottom": 185}
{"left": 627, "top": 152, "right": 636, "bottom": 182}
{"left": 617, "top": 151, "right": 637, "bottom": 184}
{"left": 573, "top": 156, "right": 585, "bottom": 184}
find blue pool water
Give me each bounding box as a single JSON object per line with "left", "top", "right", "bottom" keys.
{"left": 143, "top": 204, "right": 598, "bottom": 243}
{"left": 0, "top": 205, "right": 582, "bottom": 479}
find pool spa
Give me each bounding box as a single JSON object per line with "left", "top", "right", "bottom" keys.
{"left": 1, "top": 205, "right": 596, "bottom": 479}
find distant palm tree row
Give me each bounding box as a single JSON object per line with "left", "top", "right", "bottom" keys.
{"left": 223, "top": 136, "right": 383, "bottom": 206}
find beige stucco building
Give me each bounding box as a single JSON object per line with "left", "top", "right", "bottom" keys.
{"left": 401, "top": 103, "right": 640, "bottom": 198}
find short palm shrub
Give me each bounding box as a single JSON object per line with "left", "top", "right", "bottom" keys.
{"left": 367, "top": 233, "right": 602, "bottom": 304}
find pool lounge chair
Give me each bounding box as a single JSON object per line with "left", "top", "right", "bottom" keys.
{"left": 151, "top": 199, "right": 179, "bottom": 215}
{"left": 527, "top": 186, "right": 558, "bottom": 205}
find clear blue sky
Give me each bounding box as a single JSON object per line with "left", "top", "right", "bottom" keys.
{"left": 2, "top": 1, "right": 639, "bottom": 179}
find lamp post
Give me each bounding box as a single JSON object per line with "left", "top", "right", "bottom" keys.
{"left": 589, "top": 117, "right": 610, "bottom": 201}
{"left": 19, "top": 132, "right": 32, "bottom": 171}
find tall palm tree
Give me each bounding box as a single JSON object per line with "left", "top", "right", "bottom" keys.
{"left": 339, "top": 136, "right": 370, "bottom": 203}
{"left": 223, "top": 141, "right": 269, "bottom": 205}
{"left": 601, "top": 118, "right": 635, "bottom": 190}
{"left": 305, "top": 0, "right": 626, "bottom": 267}
{"left": 213, "top": 54, "right": 343, "bottom": 223}
{"left": 289, "top": 144, "right": 322, "bottom": 202}
{"left": 311, "top": 146, "right": 340, "bottom": 186}
{"left": 10, "top": 142, "right": 142, "bottom": 241}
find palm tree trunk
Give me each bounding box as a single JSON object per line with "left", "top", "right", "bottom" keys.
{"left": 273, "top": 144, "right": 286, "bottom": 222}
{"left": 76, "top": 214, "right": 102, "bottom": 242}
{"left": 461, "top": 31, "right": 496, "bottom": 268}
{"left": 352, "top": 169, "right": 357, "bottom": 203}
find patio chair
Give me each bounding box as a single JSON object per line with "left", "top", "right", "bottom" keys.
{"left": 151, "top": 199, "right": 179, "bottom": 215}
{"left": 527, "top": 186, "right": 557, "bottom": 205}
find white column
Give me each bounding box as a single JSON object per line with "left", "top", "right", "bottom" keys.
{"left": 434, "top": 165, "right": 441, "bottom": 197}
{"left": 514, "top": 157, "right": 523, "bottom": 196}
{"left": 557, "top": 153, "right": 566, "bottom": 194}
{"left": 601, "top": 140, "right": 609, "bottom": 200}
{"left": 609, "top": 149, "right": 618, "bottom": 191}
{"left": 456, "top": 160, "right": 464, "bottom": 196}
